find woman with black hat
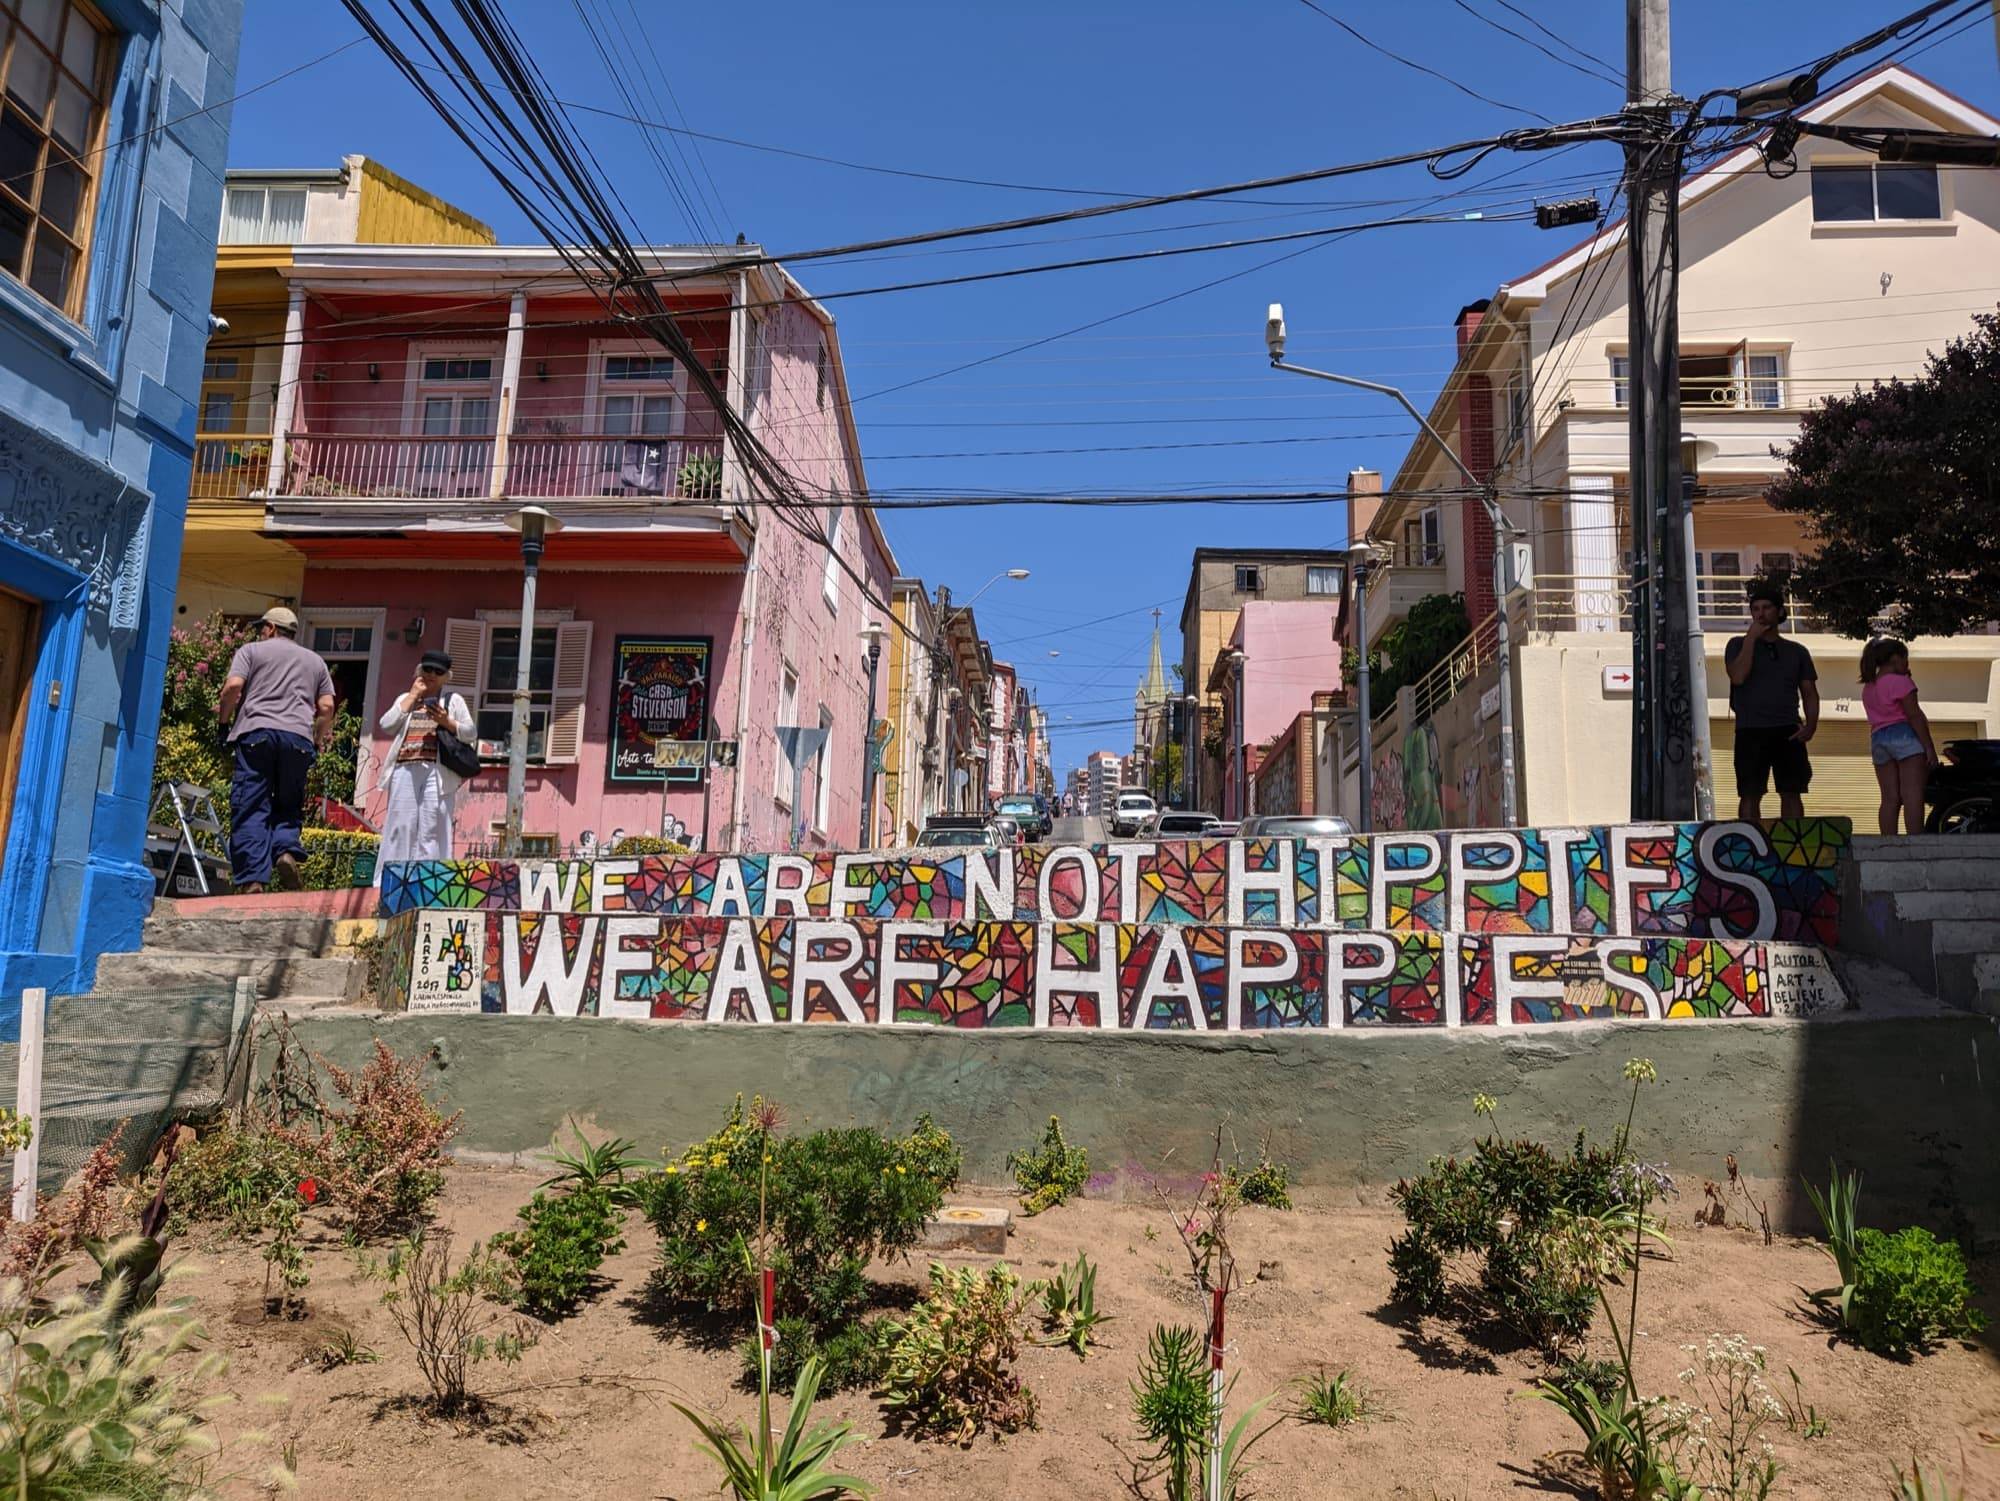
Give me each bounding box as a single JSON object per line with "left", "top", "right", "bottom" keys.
{"left": 376, "top": 650, "right": 477, "bottom": 879}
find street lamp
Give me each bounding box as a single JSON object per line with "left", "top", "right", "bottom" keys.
{"left": 859, "top": 620, "right": 886, "bottom": 847}
{"left": 1226, "top": 648, "right": 1247, "bottom": 820}
{"left": 1347, "top": 544, "right": 1388, "bottom": 832}
{"left": 1181, "top": 692, "right": 1201, "bottom": 811}
{"left": 1266, "top": 302, "right": 1520, "bottom": 827}
{"left": 502, "top": 504, "right": 562, "bottom": 856}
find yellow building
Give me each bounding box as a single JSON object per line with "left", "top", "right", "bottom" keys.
{"left": 881, "top": 577, "right": 940, "bottom": 845}
{"left": 177, "top": 157, "right": 493, "bottom": 622}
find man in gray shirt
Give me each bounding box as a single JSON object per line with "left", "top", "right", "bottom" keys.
{"left": 217, "top": 607, "right": 336, "bottom": 892}
{"left": 1722, "top": 582, "right": 1818, "bottom": 823}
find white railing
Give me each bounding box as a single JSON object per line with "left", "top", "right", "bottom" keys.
{"left": 278, "top": 432, "right": 727, "bottom": 503}
{"left": 1522, "top": 572, "right": 1827, "bottom": 633}
{"left": 506, "top": 435, "right": 723, "bottom": 501}
{"left": 1375, "top": 609, "right": 1501, "bottom": 724}
{"left": 284, "top": 433, "right": 495, "bottom": 499}
{"left": 1553, "top": 376, "right": 1877, "bottom": 413}
{"left": 190, "top": 434, "right": 271, "bottom": 501}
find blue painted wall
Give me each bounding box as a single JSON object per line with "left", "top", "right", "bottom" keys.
{"left": 0, "top": 0, "right": 245, "bottom": 1032}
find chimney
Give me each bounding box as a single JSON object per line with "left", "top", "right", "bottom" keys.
{"left": 1452, "top": 299, "right": 1496, "bottom": 619}
{"left": 1455, "top": 298, "right": 1490, "bottom": 350}
{"left": 1345, "top": 467, "right": 1382, "bottom": 550}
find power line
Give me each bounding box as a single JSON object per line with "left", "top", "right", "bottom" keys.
{"left": 1487, "top": 0, "right": 1623, "bottom": 80}
{"left": 1447, "top": 0, "right": 1624, "bottom": 88}
{"left": 1291, "top": 0, "right": 1559, "bottom": 124}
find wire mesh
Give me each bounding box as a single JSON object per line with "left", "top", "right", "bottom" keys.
{"left": 0, "top": 987, "right": 246, "bottom": 1198}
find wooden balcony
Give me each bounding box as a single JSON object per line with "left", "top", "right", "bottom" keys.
{"left": 276, "top": 433, "right": 726, "bottom": 503}
{"left": 190, "top": 434, "right": 273, "bottom": 501}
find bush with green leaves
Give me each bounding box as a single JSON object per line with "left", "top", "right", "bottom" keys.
{"left": 740, "top": 1314, "right": 883, "bottom": 1396}
{"left": 677, "top": 1354, "right": 873, "bottom": 1501}
{"left": 1007, "top": 1115, "right": 1088, "bottom": 1216}
{"left": 1035, "top": 1251, "right": 1109, "bottom": 1359}
{"left": 1131, "top": 1323, "right": 1280, "bottom": 1501}
{"left": 638, "top": 1097, "right": 955, "bottom": 1380}
{"left": 1292, "top": 1367, "right": 1374, "bottom": 1428}
{"left": 363, "top": 1231, "right": 535, "bottom": 1415}
{"left": 491, "top": 1185, "right": 626, "bottom": 1321}
{"left": 160, "top": 1121, "right": 310, "bottom": 1237}
{"left": 899, "top": 1111, "right": 962, "bottom": 1195}
{"left": 1806, "top": 1162, "right": 1985, "bottom": 1357}
{"left": 1388, "top": 1127, "right": 1632, "bottom": 1355}
{"left": 877, "top": 1262, "right": 1036, "bottom": 1446}
{"left": 1223, "top": 1156, "right": 1292, "bottom": 1210}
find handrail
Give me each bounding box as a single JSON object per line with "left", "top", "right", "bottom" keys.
{"left": 275, "top": 431, "right": 725, "bottom": 502}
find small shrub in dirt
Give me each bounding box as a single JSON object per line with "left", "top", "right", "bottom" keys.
{"left": 1805, "top": 1162, "right": 1985, "bottom": 1357}
{"left": 740, "top": 1313, "right": 884, "bottom": 1394}
{"left": 540, "top": 1127, "right": 655, "bottom": 1209}
{"left": 1132, "top": 1323, "right": 1281, "bottom": 1501}
{"left": 269, "top": 1040, "right": 462, "bottom": 1238}
{"left": 1, "top": 1131, "right": 127, "bottom": 1283}
{"left": 1223, "top": 1156, "right": 1292, "bottom": 1210}
{"left": 1008, "top": 1115, "right": 1088, "bottom": 1216}
{"left": 491, "top": 1185, "right": 625, "bottom": 1321}
{"left": 878, "top": 1262, "right": 1036, "bottom": 1446}
{"left": 899, "top": 1111, "right": 962, "bottom": 1194}
{"left": 160, "top": 1121, "right": 309, "bottom": 1237}
{"left": 638, "top": 1096, "right": 949, "bottom": 1339}
{"left": 1034, "top": 1250, "right": 1109, "bottom": 1358}
{"left": 1292, "top": 1366, "right": 1375, "bottom": 1428}
{"left": 310, "top": 1327, "right": 380, "bottom": 1370}
{"left": 1387, "top": 1128, "right": 1637, "bottom": 1356}
{"left": 261, "top": 1185, "right": 312, "bottom": 1318}
{"left": 676, "top": 1354, "right": 873, "bottom": 1500}
{"left": 363, "top": 1230, "right": 535, "bottom": 1415}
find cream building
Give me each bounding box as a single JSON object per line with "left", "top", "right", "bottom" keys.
{"left": 1356, "top": 64, "right": 2000, "bottom": 831}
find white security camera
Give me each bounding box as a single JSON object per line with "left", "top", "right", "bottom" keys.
{"left": 1265, "top": 303, "right": 1286, "bottom": 361}
{"left": 208, "top": 314, "right": 230, "bottom": 335}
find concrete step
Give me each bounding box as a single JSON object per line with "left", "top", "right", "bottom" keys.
{"left": 41, "top": 991, "right": 240, "bottom": 1042}
{"left": 1849, "top": 834, "right": 2000, "bottom": 861}
{"left": 1931, "top": 918, "right": 2000, "bottom": 955}
{"left": 92, "top": 950, "right": 364, "bottom": 1004}
{"left": 1975, "top": 953, "right": 2000, "bottom": 1017}
{"left": 1850, "top": 857, "right": 2000, "bottom": 893}
{"left": 140, "top": 911, "right": 341, "bottom": 956}
{"left": 1886, "top": 890, "right": 2000, "bottom": 922}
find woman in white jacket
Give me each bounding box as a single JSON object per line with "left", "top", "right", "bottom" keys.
{"left": 376, "top": 649, "right": 477, "bottom": 879}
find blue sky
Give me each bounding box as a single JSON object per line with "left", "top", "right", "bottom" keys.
{"left": 224, "top": 1, "right": 1999, "bottom": 780}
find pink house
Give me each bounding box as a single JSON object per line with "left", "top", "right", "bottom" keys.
{"left": 1206, "top": 599, "right": 1343, "bottom": 819}
{"left": 259, "top": 245, "right": 894, "bottom": 854}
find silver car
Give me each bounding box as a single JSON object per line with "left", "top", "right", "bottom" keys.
{"left": 1236, "top": 814, "right": 1355, "bottom": 839}
{"left": 1143, "top": 810, "right": 1219, "bottom": 839}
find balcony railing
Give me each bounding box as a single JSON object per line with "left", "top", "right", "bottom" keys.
{"left": 278, "top": 433, "right": 725, "bottom": 502}
{"left": 1377, "top": 608, "right": 1501, "bottom": 723}
{"left": 1552, "top": 377, "right": 1870, "bottom": 413}
{"left": 1521, "top": 573, "right": 1826, "bottom": 632}
{"left": 191, "top": 434, "right": 272, "bottom": 500}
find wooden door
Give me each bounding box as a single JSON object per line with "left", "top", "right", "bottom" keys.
{"left": 0, "top": 586, "right": 40, "bottom": 870}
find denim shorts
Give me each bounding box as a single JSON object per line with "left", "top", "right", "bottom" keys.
{"left": 1870, "top": 723, "right": 1925, "bottom": 765}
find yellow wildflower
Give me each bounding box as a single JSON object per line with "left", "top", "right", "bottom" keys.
{"left": 711, "top": 1153, "right": 728, "bottom": 1168}
{"left": 695, "top": 1218, "right": 707, "bottom": 1233}
{"left": 895, "top": 1165, "right": 907, "bottom": 1176}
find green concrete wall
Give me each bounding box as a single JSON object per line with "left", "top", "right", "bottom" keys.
{"left": 280, "top": 1005, "right": 2000, "bottom": 1241}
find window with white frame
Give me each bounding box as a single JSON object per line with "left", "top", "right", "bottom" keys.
{"left": 1811, "top": 163, "right": 1941, "bottom": 223}
{"left": 775, "top": 665, "right": 798, "bottom": 799}
{"left": 478, "top": 624, "right": 558, "bottom": 761}
{"left": 1742, "top": 351, "right": 1785, "bottom": 409}
{"left": 598, "top": 351, "right": 678, "bottom": 436}
{"left": 813, "top": 705, "right": 833, "bottom": 832}
{"left": 1609, "top": 353, "right": 1630, "bottom": 407}
{"left": 1401, "top": 507, "right": 1442, "bottom": 566}
{"left": 411, "top": 349, "right": 497, "bottom": 487}
{"left": 822, "top": 505, "right": 843, "bottom": 610}
{"left": 220, "top": 184, "right": 308, "bottom": 245}
{"left": 1305, "top": 565, "right": 1342, "bottom": 596}
{"left": 1501, "top": 370, "right": 1527, "bottom": 450}
{"left": 815, "top": 339, "right": 829, "bottom": 410}
{"left": 1612, "top": 348, "right": 1786, "bottom": 409}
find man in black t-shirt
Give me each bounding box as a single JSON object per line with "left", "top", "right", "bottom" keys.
{"left": 1722, "top": 583, "right": 1818, "bottom": 822}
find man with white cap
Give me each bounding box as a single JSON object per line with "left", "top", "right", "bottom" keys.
{"left": 216, "top": 607, "right": 336, "bottom": 893}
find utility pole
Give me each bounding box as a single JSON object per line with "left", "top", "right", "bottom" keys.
{"left": 1350, "top": 551, "right": 1375, "bottom": 832}
{"left": 1624, "top": 0, "right": 1710, "bottom": 819}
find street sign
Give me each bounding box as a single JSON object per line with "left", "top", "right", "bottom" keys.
{"left": 653, "top": 740, "right": 707, "bottom": 770}
{"left": 1502, "top": 541, "right": 1534, "bottom": 596}
{"left": 708, "top": 740, "right": 739, "bottom": 768}
{"left": 1602, "top": 664, "right": 1635, "bottom": 696}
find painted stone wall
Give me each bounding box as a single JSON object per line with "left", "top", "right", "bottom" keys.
{"left": 388, "top": 909, "right": 1844, "bottom": 1029}
{"left": 380, "top": 818, "right": 1851, "bottom": 947}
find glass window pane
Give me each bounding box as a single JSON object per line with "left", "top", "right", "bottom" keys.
{"left": 0, "top": 194, "right": 26, "bottom": 274}
{"left": 221, "top": 186, "right": 264, "bottom": 243}
{"left": 18, "top": 0, "right": 60, "bottom": 46}
{"left": 200, "top": 392, "right": 234, "bottom": 429}
{"left": 457, "top": 397, "right": 490, "bottom": 435}
{"left": 0, "top": 106, "right": 41, "bottom": 200}
{"left": 27, "top": 233, "right": 70, "bottom": 304}
{"left": 202, "top": 353, "right": 240, "bottom": 380}
{"left": 1811, "top": 166, "right": 1874, "bottom": 221}
{"left": 265, "top": 188, "right": 306, "bottom": 241}
{"left": 468, "top": 358, "right": 490, "bottom": 379}
{"left": 602, "top": 393, "right": 633, "bottom": 435}
{"left": 1876, "top": 165, "right": 1940, "bottom": 220}
{"left": 639, "top": 395, "right": 672, "bottom": 434}
{"left": 49, "top": 74, "right": 85, "bottom": 152}
{"left": 37, "top": 152, "right": 77, "bottom": 232}
{"left": 421, "top": 397, "right": 454, "bottom": 436}
{"left": 59, "top": 7, "right": 99, "bottom": 81}
{"left": 6, "top": 38, "right": 55, "bottom": 117}
{"left": 422, "top": 358, "right": 445, "bottom": 381}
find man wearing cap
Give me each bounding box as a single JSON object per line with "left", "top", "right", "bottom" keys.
{"left": 1723, "top": 582, "right": 1819, "bottom": 823}
{"left": 217, "top": 608, "right": 337, "bottom": 892}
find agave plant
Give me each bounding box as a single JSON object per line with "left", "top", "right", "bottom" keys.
{"left": 540, "top": 1125, "right": 656, "bottom": 1209}
{"left": 673, "top": 1354, "right": 873, "bottom": 1500}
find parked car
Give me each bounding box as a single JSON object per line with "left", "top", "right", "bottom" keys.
{"left": 1109, "top": 788, "right": 1158, "bottom": 838}
{"left": 994, "top": 790, "right": 1051, "bottom": 841}
{"left": 1143, "top": 810, "right": 1219, "bottom": 839}
{"left": 1208, "top": 821, "right": 1240, "bottom": 838}
{"left": 990, "top": 815, "right": 1023, "bottom": 845}
{"left": 1236, "top": 813, "right": 1355, "bottom": 839}
{"left": 917, "top": 822, "right": 999, "bottom": 849}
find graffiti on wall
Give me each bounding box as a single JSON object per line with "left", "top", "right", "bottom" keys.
{"left": 384, "top": 909, "right": 1845, "bottom": 1027}
{"left": 1373, "top": 671, "right": 1504, "bottom": 832}
{"left": 379, "top": 818, "right": 1851, "bottom": 947}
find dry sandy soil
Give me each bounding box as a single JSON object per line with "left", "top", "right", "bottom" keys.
{"left": 158, "top": 1163, "right": 1998, "bottom": 1501}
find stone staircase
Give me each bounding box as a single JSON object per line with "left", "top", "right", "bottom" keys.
{"left": 95, "top": 897, "right": 374, "bottom": 1011}
{"left": 1842, "top": 833, "right": 2000, "bottom": 1014}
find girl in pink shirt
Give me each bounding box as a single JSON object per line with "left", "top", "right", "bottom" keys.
{"left": 1860, "top": 637, "right": 1937, "bottom": 835}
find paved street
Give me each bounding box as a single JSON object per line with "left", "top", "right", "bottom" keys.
{"left": 1051, "top": 815, "right": 1105, "bottom": 844}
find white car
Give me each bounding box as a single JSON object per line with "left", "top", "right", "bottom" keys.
{"left": 1109, "top": 788, "right": 1157, "bottom": 838}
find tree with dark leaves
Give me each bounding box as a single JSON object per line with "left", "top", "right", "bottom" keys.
{"left": 1768, "top": 309, "right": 2000, "bottom": 639}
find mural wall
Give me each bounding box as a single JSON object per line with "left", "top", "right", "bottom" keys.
{"left": 388, "top": 909, "right": 1845, "bottom": 1028}
{"left": 1372, "top": 661, "right": 1506, "bottom": 832}
{"left": 379, "top": 818, "right": 1852, "bottom": 947}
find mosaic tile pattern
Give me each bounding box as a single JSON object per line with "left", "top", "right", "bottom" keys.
{"left": 379, "top": 819, "right": 1850, "bottom": 947}
{"left": 386, "top": 911, "right": 1846, "bottom": 1028}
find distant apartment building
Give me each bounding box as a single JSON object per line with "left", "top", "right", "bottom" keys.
{"left": 1084, "top": 750, "right": 1122, "bottom": 816}
{"left": 1178, "top": 548, "right": 1346, "bottom": 816}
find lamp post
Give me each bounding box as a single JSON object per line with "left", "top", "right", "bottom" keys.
{"left": 1181, "top": 692, "right": 1201, "bottom": 811}
{"left": 502, "top": 505, "right": 561, "bottom": 856}
{"left": 1227, "top": 648, "right": 1247, "bottom": 820}
{"left": 1265, "top": 303, "right": 1519, "bottom": 826}
{"left": 943, "top": 686, "right": 961, "bottom": 812}
{"left": 1678, "top": 434, "right": 1717, "bottom": 820}
{"left": 1350, "top": 547, "right": 1380, "bottom": 832}
{"left": 859, "top": 620, "right": 885, "bottom": 847}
